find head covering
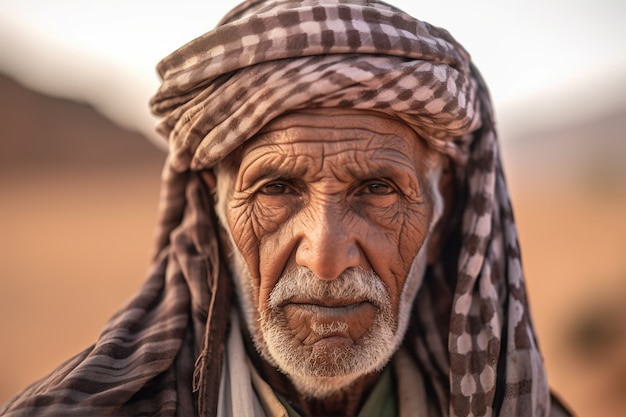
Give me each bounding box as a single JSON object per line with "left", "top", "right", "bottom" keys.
{"left": 1, "top": 1, "right": 563, "bottom": 416}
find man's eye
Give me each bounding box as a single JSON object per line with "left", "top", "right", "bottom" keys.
{"left": 363, "top": 182, "right": 394, "bottom": 195}
{"left": 260, "top": 182, "right": 292, "bottom": 195}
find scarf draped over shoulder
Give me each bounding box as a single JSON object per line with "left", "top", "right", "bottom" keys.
{"left": 1, "top": 1, "right": 563, "bottom": 416}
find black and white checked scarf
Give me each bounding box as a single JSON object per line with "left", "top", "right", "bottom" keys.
{"left": 1, "top": 1, "right": 567, "bottom": 416}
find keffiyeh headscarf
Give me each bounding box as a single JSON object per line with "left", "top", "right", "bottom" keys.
{"left": 1, "top": 1, "right": 563, "bottom": 416}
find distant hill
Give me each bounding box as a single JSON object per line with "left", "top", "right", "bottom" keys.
{"left": 0, "top": 73, "right": 164, "bottom": 171}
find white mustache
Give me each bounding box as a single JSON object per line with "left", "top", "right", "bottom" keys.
{"left": 268, "top": 266, "right": 390, "bottom": 309}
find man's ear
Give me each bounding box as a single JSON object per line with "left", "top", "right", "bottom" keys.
{"left": 427, "top": 159, "right": 455, "bottom": 265}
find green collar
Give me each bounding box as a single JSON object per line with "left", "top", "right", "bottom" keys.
{"left": 276, "top": 366, "right": 397, "bottom": 417}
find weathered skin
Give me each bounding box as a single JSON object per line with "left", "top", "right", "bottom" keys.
{"left": 219, "top": 109, "right": 444, "bottom": 416}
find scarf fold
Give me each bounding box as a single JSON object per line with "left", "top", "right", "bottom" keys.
{"left": 1, "top": 1, "right": 562, "bottom": 416}
{"left": 150, "top": 0, "right": 480, "bottom": 172}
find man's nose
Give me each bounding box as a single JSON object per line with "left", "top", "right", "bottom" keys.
{"left": 294, "top": 205, "right": 361, "bottom": 280}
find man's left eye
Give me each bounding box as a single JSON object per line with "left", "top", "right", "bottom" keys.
{"left": 363, "top": 182, "right": 393, "bottom": 195}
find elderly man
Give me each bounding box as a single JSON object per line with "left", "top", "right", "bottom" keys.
{"left": 1, "top": 1, "right": 570, "bottom": 416}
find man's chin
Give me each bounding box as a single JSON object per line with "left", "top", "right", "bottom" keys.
{"left": 258, "top": 319, "right": 398, "bottom": 398}
{"left": 282, "top": 369, "right": 368, "bottom": 399}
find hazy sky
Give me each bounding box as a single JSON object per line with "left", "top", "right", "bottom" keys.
{"left": 1, "top": 0, "right": 624, "bottom": 143}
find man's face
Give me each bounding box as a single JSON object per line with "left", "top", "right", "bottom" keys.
{"left": 220, "top": 110, "right": 442, "bottom": 396}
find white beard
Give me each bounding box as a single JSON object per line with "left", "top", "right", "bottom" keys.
{"left": 225, "top": 238, "right": 430, "bottom": 398}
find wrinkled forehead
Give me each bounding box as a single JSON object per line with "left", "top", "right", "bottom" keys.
{"left": 259, "top": 108, "right": 418, "bottom": 137}
{"left": 226, "top": 108, "right": 432, "bottom": 166}
{"left": 220, "top": 108, "right": 442, "bottom": 183}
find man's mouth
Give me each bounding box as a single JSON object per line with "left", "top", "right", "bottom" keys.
{"left": 280, "top": 300, "right": 379, "bottom": 343}
{"left": 283, "top": 301, "right": 369, "bottom": 317}
{"left": 280, "top": 295, "right": 374, "bottom": 308}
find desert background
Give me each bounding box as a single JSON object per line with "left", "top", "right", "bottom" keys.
{"left": 2, "top": 73, "right": 626, "bottom": 416}
{"left": 1, "top": 1, "right": 625, "bottom": 416}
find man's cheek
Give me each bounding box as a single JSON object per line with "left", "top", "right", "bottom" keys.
{"left": 228, "top": 205, "right": 262, "bottom": 274}
{"left": 251, "top": 202, "right": 289, "bottom": 237}
{"left": 397, "top": 210, "right": 431, "bottom": 265}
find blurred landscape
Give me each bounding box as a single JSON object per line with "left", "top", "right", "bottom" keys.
{"left": 1, "top": 73, "right": 625, "bottom": 416}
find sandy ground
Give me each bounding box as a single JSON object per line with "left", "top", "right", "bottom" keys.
{"left": 512, "top": 184, "right": 626, "bottom": 416}
{"left": 1, "top": 75, "right": 625, "bottom": 416}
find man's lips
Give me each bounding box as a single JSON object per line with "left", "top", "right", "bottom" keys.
{"left": 280, "top": 296, "right": 372, "bottom": 308}
{"left": 283, "top": 301, "right": 369, "bottom": 318}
